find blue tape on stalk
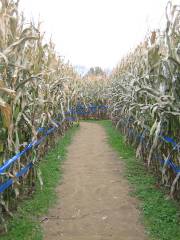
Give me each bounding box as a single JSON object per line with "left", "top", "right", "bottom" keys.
{"left": 0, "top": 142, "right": 35, "bottom": 174}
{"left": 119, "top": 116, "right": 180, "bottom": 174}
{"left": 161, "top": 136, "right": 177, "bottom": 147}
{"left": 33, "top": 136, "right": 46, "bottom": 147}
{"left": 0, "top": 162, "right": 33, "bottom": 193}
{"left": 0, "top": 122, "right": 62, "bottom": 175}
{"left": 37, "top": 127, "right": 46, "bottom": 133}
{"left": 46, "top": 127, "right": 56, "bottom": 135}
{"left": 160, "top": 158, "right": 180, "bottom": 173}
{"left": 16, "top": 162, "right": 33, "bottom": 177}
{"left": 0, "top": 113, "right": 77, "bottom": 193}
{"left": 0, "top": 179, "right": 13, "bottom": 193}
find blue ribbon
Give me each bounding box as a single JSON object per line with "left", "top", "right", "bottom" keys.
{"left": 0, "top": 142, "right": 35, "bottom": 174}
{"left": 0, "top": 117, "right": 73, "bottom": 175}
{"left": 0, "top": 116, "right": 77, "bottom": 193}
{"left": 161, "top": 158, "right": 180, "bottom": 173}
{"left": 161, "top": 136, "right": 177, "bottom": 148}
{"left": 65, "top": 104, "right": 108, "bottom": 116}
{"left": 121, "top": 116, "right": 180, "bottom": 174}
{"left": 0, "top": 162, "right": 33, "bottom": 193}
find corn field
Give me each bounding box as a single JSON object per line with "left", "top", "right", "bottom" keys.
{"left": 72, "top": 75, "right": 109, "bottom": 119}
{"left": 109, "top": 2, "right": 180, "bottom": 199}
{"left": 0, "top": 0, "right": 82, "bottom": 231}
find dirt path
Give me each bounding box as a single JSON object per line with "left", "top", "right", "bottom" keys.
{"left": 42, "top": 122, "right": 148, "bottom": 240}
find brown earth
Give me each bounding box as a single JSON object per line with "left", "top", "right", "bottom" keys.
{"left": 42, "top": 122, "right": 148, "bottom": 240}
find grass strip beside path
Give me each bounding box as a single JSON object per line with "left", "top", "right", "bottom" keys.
{"left": 1, "top": 125, "right": 79, "bottom": 240}
{"left": 101, "top": 120, "right": 180, "bottom": 240}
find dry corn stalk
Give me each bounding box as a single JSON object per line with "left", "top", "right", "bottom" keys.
{"left": 108, "top": 1, "right": 180, "bottom": 198}
{"left": 0, "top": 0, "right": 80, "bottom": 231}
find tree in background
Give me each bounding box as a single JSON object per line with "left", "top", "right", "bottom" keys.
{"left": 86, "top": 66, "right": 106, "bottom": 76}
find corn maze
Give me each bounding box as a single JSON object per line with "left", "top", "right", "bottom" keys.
{"left": 0, "top": 0, "right": 180, "bottom": 235}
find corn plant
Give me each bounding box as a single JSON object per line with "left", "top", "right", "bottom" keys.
{"left": 108, "top": 1, "right": 180, "bottom": 198}
{"left": 0, "top": 0, "right": 80, "bottom": 232}
{"left": 72, "top": 71, "right": 109, "bottom": 119}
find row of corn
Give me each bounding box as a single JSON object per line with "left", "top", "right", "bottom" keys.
{"left": 108, "top": 2, "right": 180, "bottom": 199}
{"left": 0, "top": 0, "right": 82, "bottom": 231}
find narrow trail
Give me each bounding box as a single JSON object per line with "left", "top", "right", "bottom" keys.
{"left": 42, "top": 122, "right": 148, "bottom": 240}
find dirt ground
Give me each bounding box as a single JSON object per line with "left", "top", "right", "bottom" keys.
{"left": 42, "top": 122, "right": 148, "bottom": 240}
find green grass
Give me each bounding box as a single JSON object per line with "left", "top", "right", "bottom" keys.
{"left": 100, "top": 120, "right": 180, "bottom": 240}
{"left": 1, "top": 125, "right": 79, "bottom": 240}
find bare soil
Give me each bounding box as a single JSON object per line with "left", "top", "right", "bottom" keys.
{"left": 42, "top": 122, "right": 148, "bottom": 240}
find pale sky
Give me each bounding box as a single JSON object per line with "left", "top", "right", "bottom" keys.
{"left": 19, "top": 0, "right": 178, "bottom": 69}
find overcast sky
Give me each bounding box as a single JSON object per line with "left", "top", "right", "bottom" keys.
{"left": 19, "top": 0, "right": 178, "bottom": 69}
